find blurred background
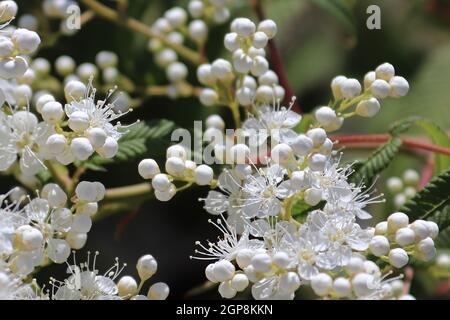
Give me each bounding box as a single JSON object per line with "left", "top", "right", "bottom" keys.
{"left": 2, "top": 0, "right": 450, "bottom": 299}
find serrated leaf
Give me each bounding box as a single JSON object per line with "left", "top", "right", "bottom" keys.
{"left": 400, "top": 168, "right": 450, "bottom": 220}
{"left": 349, "top": 138, "right": 402, "bottom": 187}
{"left": 435, "top": 228, "right": 450, "bottom": 248}
{"left": 429, "top": 206, "right": 450, "bottom": 233}
{"left": 390, "top": 116, "right": 450, "bottom": 174}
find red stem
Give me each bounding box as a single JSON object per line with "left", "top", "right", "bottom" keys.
{"left": 419, "top": 156, "right": 435, "bottom": 189}
{"left": 250, "top": 0, "right": 301, "bottom": 113}
{"left": 331, "top": 134, "right": 450, "bottom": 156}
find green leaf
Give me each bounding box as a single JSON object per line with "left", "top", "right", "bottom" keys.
{"left": 292, "top": 200, "right": 326, "bottom": 222}
{"left": 309, "top": 0, "right": 356, "bottom": 34}
{"left": 390, "top": 116, "right": 450, "bottom": 174}
{"left": 349, "top": 138, "right": 402, "bottom": 187}
{"left": 400, "top": 168, "right": 450, "bottom": 220}
{"left": 85, "top": 119, "right": 176, "bottom": 171}
{"left": 429, "top": 206, "right": 450, "bottom": 233}
{"left": 435, "top": 227, "right": 450, "bottom": 248}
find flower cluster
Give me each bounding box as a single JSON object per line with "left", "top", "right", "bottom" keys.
{"left": 49, "top": 252, "right": 169, "bottom": 300}
{"left": 386, "top": 169, "right": 420, "bottom": 208}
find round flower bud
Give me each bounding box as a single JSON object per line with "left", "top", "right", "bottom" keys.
{"left": 64, "top": 80, "right": 87, "bottom": 102}
{"left": 308, "top": 153, "right": 327, "bottom": 172}
{"left": 218, "top": 281, "right": 237, "bottom": 299}
{"left": 188, "top": 0, "right": 203, "bottom": 18}
{"left": 166, "top": 62, "right": 188, "bottom": 83}
{"left": 55, "top": 55, "right": 75, "bottom": 76}
{"left": 369, "top": 235, "right": 390, "bottom": 257}
{"left": 403, "top": 186, "right": 415, "bottom": 200}
{"left": 355, "top": 98, "right": 380, "bottom": 117}
{"left": 403, "top": 169, "right": 419, "bottom": 186}
{"left": 330, "top": 75, "right": 347, "bottom": 99}
{"left": 231, "top": 273, "right": 249, "bottom": 292}
{"left": 117, "top": 276, "right": 138, "bottom": 297}
{"left": 311, "top": 273, "right": 332, "bottom": 297}
{"left": 155, "top": 49, "right": 177, "bottom": 67}
{"left": 165, "top": 7, "right": 187, "bottom": 28}
{"left": 315, "top": 106, "right": 337, "bottom": 127}
{"left": 345, "top": 256, "right": 365, "bottom": 275}
{"left": 65, "top": 231, "right": 87, "bottom": 250}
{"left": 46, "top": 134, "right": 67, "bottom": 155}
{"left": 291, "top": 134, "right": 313, "bottom": 156}
{"left": 0, "top": 1, "right": 18, "bottom": 23}
{"left": 416, "top": 237, "right": 436, "bottom": 261}
{"left": 167, "top": 144, "right": 187, "bottom": 160}
{"left": 213, "top": 259, "right": 235, "bottom": 282}
{"left": 389, "top": 76, "right": 409, "bottom": 98}
{"left": 370, "top": 79, "right": 390, "bottom": 99}
{"left": 364, "top": 71, "right": 376, "bottom": 89}
{"left": 341, "top": 78, "right": 361, "bottom": 99}
{"left": 304, "top": 188, "right": 322, "bottom": 206}
{"left": 229, "top": 144, "right": 250, "bottom": 164}
{"left": 85, "top": 127, "right": 107, "bottom": 149}
{"left": 224, "top": 32, "right": 239, "bottom": 52}
{"left": 41, "top": 101, "right": 64, "bottom": 124}
{"left": 188, "top": 20, "right": 208, "bottom": 43}
{"left": 137, "top": 254, "right": 158, "bottom": 281}
{"left": 0, "top": 56, "right": 28, "bottom": 79}
{"left": 195, "top": 164, "right": 214, "bottom": 185}
{"left": 95, "top": 51, "right": 118, "bottom": 69}
{"left": 410, "top": 220, "right": 430, "bottom": 240}
{"left": 252, "top": 31, "right": 268, "bottom": 49}
{"left": 70, "top": 137, "right": 94, "bottom": 161}
{"left": 76, "top": 202, "right": 98, "bottom": 216}
{"left": 72, "top": 213, "right": 92, "bottom": 233}
{"left": 138, "top": 159, "right": 160, "bottom": 179}
{"left": 199, "top": 88, "right": 218, "bottom": 106}
{"left": 151, "top": 174, "right": 171, "bottom": 192}
{"left": 271, "top": 143, "right": 293, "bottom": 165}
{"left": 165, "top": 156, "right": 186, "bottom": 177}
{"left": 387, "top": 212, "right": 409, "bottom": 233}
{"left": 255, "top": 85, "right": 274, "bottom": 103}
{"left": 231, "top": 17, "right": 256, "bottom": 37}
{"left": 102, "top": 67, "right": 119, "bottom": 83}
{"left": 42, "top": 183, "right": 67, "bottom": 208}
{"left": 352, "top": 273, "right": 374, "bottom": 297}
{"left": 375, "top": 63, "right": 395, "bottom": 81}
{"left": 0, "top": 36, "right": 14, "bottom": 58}
{"left": 96, "top": 137, "right": 118, "bottom": 159}
{"left": 290, "top": 171, "right": 309, "bottom": 191}
{"left": 272, "top": 251, "right": 291, "bottom": 269}
{"left": 154, "top": 184, "right": 176, "bottom": 202}
{"left": 12, "top": 28, "right": 41, "bottom": 54}
{"left": 250, "top": 56, "right": 269, "bottom": 76}
{"left": 394, "top": 194, "right": 407, "bottom": 208}
{"left": 75, "top": 181, "right": 105, "bottom": 202}
{"left": 211, "top": 58, "right": 233, "bottom": 81}
{"left": 426, "top": 221, "right": 439, "bottom": 239}
{"left": 205, "top": 263, "right": 218, "bottom": 283}
{"left": 395, "top": 227, "right": 415, "bottom": 246}
{"left": 386, "top": 177, "right": 403, "bottom": 193}
{"left": 233, "top": 50, "right": 252, "bottom": 73}
{"left": 257, "top": 19, "right": 277, "bottom": 38}
{"left": 77, "top": 63, "right": 98, "bottom": 81}
{"left": 251, "top": 253, "right": 272, "bottom": 273}
{"left": 236, "top": 87, "right": 254, "bottom": 106}
{"left": 306, "top": 128, "right": 327, "bottom": 147}
{"left": 436, "top": 253, "right": 450, "bottom": 269}
{"left": 148, "top": 282, "right": 169, "bottom": 300}
{"left": 197, "top": 64, "right": 215, "bottom": 86}
{"left": 36, "top": 93, "right": 55, "bottom": 113}
{"left": 258, "top": 70, "right": 278, "bottom": 86}
{"left": 333, "top": 277, "right": 351, "bottom": 298}
{"left": 388, "top": 248, "right": 409, "bottom": 268}
{"left": 206, "top": 115, "right": 225, "bottom": 130}
{"left": 279, "top": 272, "right": 301, "bottom": 293}
{"left": 15, "top": 225, "right": 43, "bottom": 251}
{"left": 318, "top": 138, "right": 334, "bottom": 154}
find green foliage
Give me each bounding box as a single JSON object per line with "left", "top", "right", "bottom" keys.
{"left": 84, "top": 119, "right": 176, "bottom": 171}
{"left": 349, "top": 138, "right": 402, "bottom": 187}
{"left": 292, "top": 200, "right": 326, "bottom": 222}
{"left": 390, "top": 116, "right": 450, "bottom": 174}
{"left": 400, "top": 168, "right": 450, "bottom": 220}
{"left": 309, "top": 0, "right": 356, "bottom": 34}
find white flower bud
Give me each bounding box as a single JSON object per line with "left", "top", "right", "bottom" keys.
{"left": 14, "top": 225, "right": 43, "bottom": 251}
{"left": 426, "top": 221, "right": 439, "bottom": 239}
{"left": 355, "top": 98, "right": 380, "bottom": 117}
{"left": 311, "top": 273, "right": 332, "bottom": 297}
{"left": 403, "top": 169, "right": 419, "bottom": 186}
{"left": 0, "top": 36, "right": 14, "bottom": 58}
{"left": 102, "top": 67, "right": 119, "bottom": 83}
{"left": 137, "top": 254, "right": 158, "bottom": 281}
{"left": 395, "top": 227, "right": 415, "bottom": 246}
{"left": 410, "top": 220, "right": 429, "bottom": 240}
{"left": 308, "top": 153, "right": 327, "bottom": 172}
{"left": 0, "top": 1, "right": 18, "bottom": 23}
{"left": 77, "top": 63, "right": 98, "bottom": 81}
{"left": 352, "top": 273, "right": 374, "bottom": 297}
{"left": 306, "top": 128, "right": 327, "bottom": 147}
{"left": 148, "top": 282, "right": 170, "bottom": 300}
{"left": 290, "top": 171, "right": 309, "bottom": 191}
{"left": 387, "top": 212, "right": 409, "bottom": 233}
{"left": 304, "top": 188, "right": 322, "bottom": 206}
{"left": 318, "top": 138, "right": 334, "bottom": 154}
{"left": 224, "top": 32, "right": 239, "bottom": 52}
{"left": 251, "top": 253, "right": 272, "bottom": 273}
{"left": 195, "top": 164, "right": 214, "bottom": 185}
{"left": 211, "top": 59, "right": 233, "bottom": 81}
{"left": 36, "top": 93, "right": 55, "bottom": 113}
{"left": 70, "top": 137, "right": 94, "bottom": 161}
{"left": 330, "top": 75, "right": 347, "bottom": 99}
{"left": 12, "top": 28, "right": 41, "bottom": 54}
{"left": 75, "top": 181, "right": 105, "bottom": 202}
{"left": 213, "top": 260, "right": 235, "bottom": 282}
{"left": 55, "top": 55, "right": 75, "bottom": 76}
{"left": 258, "top": 70, "right": 278, "bottom": 86}
{"left": 84, "top": 127, "right": 107, "bottom": 149}
{"left": 40, "top": 101, "right": 64, "bottom": 124}
{"left": 252, "top": 31, "right": 268, "bottom": 49}
{"left": 345, "top": 256, "right": 365, "bottom": 275}
{"left": 231, "top": 273, "right": 249, "bottom": 292}
{"left": 188, "top": 0, "right": 204, "bottom": 18}
{"left": 47, "top": 238, "right": 71, "bottom": 264}
{"left": 138, "top": 159, "right": 160, "bottom": 179}
{"left": 374, "top": 221, "right": 387, "bottom": 236}
{"left": 65, "top": 231, "right": 87, "bottom": 250}
{"left": 436, "top": 253, "right": 450, "bottom": 269}
{"left": 72, "top": 213, "right": 92, "bottom": 233}
{"left": 218, "top": 281, "right": 237, "bottom": 299}
{"left": 388, "top": 248, "right": 409, "bottom": 268}
{"left": 188, "top": 20, "right": 208, "bottom": 43}
{"left": 370, "top": 79, "right": 390, "bottom": 99}
{"left": 291, "top": 134, "right": 313, "bottom": 156}
{"left": 166, "top": 62, "right": 188, "bottom": 83}
{"left": 155, "top": 49, "right": 177, "bottom": 68}
{"left": 197, "top": 64, "right": 215, "bottom": 86}
{"left": 0, "top": 56, "right": 28, "bottom": 79}
{"left": 95, "top": 51, "right": 118, "bottom": 69}
{"left": 394, "top": 194, "right": 407, "bottom": 208}
{"left": 279, "top": 272, "right": 300, "bottom": 293}
{"left": 386, "top": 177, "right": 403, "bottom": 193}
{"left": 250, "top": 56, "right": 269, "bottom": 76}
{"left": 117, "top": 276, "right": 137, "bottom": 297}
{"left": 375, "top": 63, "right": 395, "bottom": 81}
{"left": 206, "top": 115, "right": 225, "bottom": 130}
{"left": 271, "top": 143, "right": 293, "bottom": 165}
{"left": 97, "top": 137, "right": 118, "bottom": 159}
{"left": 315, "top": 106, "right": 337, "bottom": 127}
{"left": 166, "top": 156, "right": 186, "bottom": 177}
{"left": 363, "top": 71, "right": 376, "bottom": 89}
{"left": 242, "top": 75, "right": 257, "bottom": 89}
{"left": 165, "top": 7, "right": 187, "bottom": 28}
{"left": 341, "top": 78, "right": 361, "bottom": 99}
{"left": 389, "top": 76, "right": 409, "bottom": 98}
{"left": 257, "top": 19, "right": 277, "bottom": 39}
{"left": 255, "top": 84, "right": 274, "bottom": 103}
{"left": 229, "top": 143, "right": 250, "bottom": 164}
{"left": 167, "top": 144, "right": 187, "bottom": 160}
{"left": 231, "top": 18, "right": 256, "bottom": 37}
{"left": 333, "top": 277, "right": 351, "bottom": 298}
{"left": 369, "top": 235, "right": 390, "bottom": 257}
{"left": 152, "top": 174, "right": 172, "bottom": 192}
{"left": 233, "top": 49, "right": 252, "bottom": 73}
{"left": 236, "top": 87, "right": 254, "bottom": 106}
{"left": 64, "top": 80, "right": 87, "bottom": 102}
{"left": 42, "top": 183, "right": 67, "bottom": 208}
{"left": 45, "top": 134, "right": 66, "bottom": 155}
{"left": 236, "top": 249, "right": 253, "bottom": 269}
{"left": 272, "top": 251, "right": 291, "bottom": 269}
{"left": 199, "top": 88, "right": 218, "bottom": 106}
{"left": 405, "top": 187, "right": 416, "bottom": 199}
{"left": 154, "top": 184, "right": 176, "bottom": 202}
{"left": 416, "top": 237, "right": 436, "bottom": 261}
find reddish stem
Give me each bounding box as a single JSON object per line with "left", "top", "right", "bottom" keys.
{"left": 419, "top": 156, "right": 435, "bottom": 189}
{"left": 402, "top": 267, "right": 414, "bottom": 295}
{"left": 331, "top": 134, "right": 450, "bottom": 156}
{"left": 250, "top": 0, "right": 301, "bottom": 113}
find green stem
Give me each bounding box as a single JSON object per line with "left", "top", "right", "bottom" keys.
{"left": 104, "top": 182, "right": 152, "bottom": 201}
